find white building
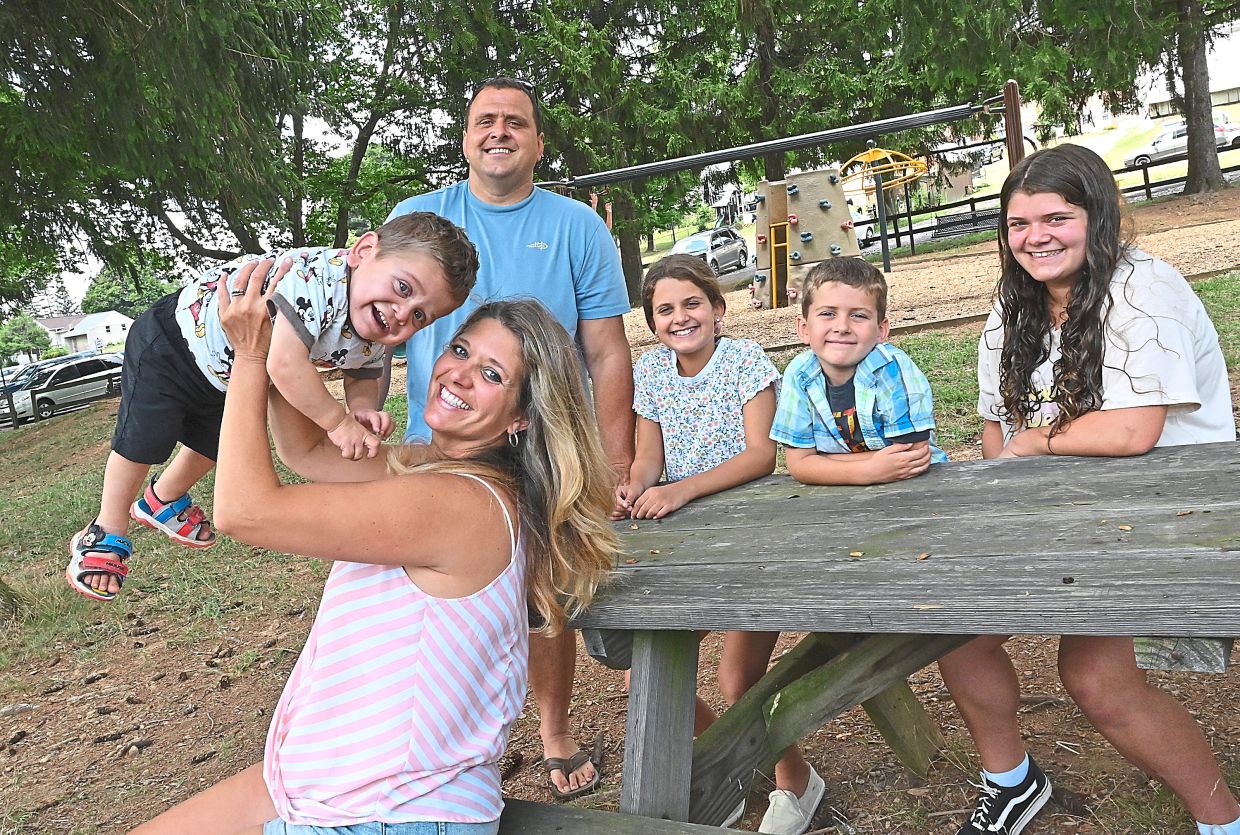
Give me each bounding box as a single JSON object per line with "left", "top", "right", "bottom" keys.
{"left": 36, "top": 314, "right": 87, "bottom": 350}
{"left": 61, "top": 311, "right": 133, "bottom": 353}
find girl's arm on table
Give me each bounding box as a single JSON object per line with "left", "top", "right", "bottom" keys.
{"left": 981, "top": 420, "right": 1005, "bottom": 459}
{"left": 613, "top": 416, "right": 665, "bottom": 519}
{"left": 629, "top": 385, "right": 778, "bottom": 519}
{"left": 1000, "top": 405, "right": 1167, "bottom": 458}
{"left": 214, "top": 261, "right": 511, "bottom": 582}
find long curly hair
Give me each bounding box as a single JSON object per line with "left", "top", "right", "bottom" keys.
{"left": 389, "top": 299, "right": 618, "bottom": 635}
{"left": 992, "top": 144, "right": 1133, "bottom": 434}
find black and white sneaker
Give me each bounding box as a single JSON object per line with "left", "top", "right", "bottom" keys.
{"left": 956, "top": 756, "right": 1051, "bottom": 835}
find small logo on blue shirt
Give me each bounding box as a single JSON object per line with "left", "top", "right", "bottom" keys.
{"left": 527, "top": 241, "right": 549, "bottom": 250}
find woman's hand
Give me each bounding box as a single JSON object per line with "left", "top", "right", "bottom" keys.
{"left": 218, "top": 257, "right": 292, "bottom": 360}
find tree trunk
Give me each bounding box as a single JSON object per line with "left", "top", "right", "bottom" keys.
{"left": 613, "top": 190, "right": 645, "bottom": 305}
{"left": 645, "top": 231, "right": 655, "bottom": 252}
{"left": 1177, "top": 0, "right": 1224, "bottom": 194}
{"left": 290, "top": 111, "right": 306, "bottom": 247}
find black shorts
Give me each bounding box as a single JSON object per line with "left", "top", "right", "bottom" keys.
{"left": 112, "top": 293, "right": 227, "bottom": 465}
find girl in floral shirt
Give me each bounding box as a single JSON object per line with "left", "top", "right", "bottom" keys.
{"left": 614, "top": 255, "right": 822, "bottom": 835}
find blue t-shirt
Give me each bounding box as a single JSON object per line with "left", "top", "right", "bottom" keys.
{"left": 386, "top": 182, "right": 628, "bottom": 441}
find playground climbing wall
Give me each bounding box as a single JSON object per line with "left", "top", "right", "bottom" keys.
{"left": 752, "top": 167, "right": 860, "bottom": 310}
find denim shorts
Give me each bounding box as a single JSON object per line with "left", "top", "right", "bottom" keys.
{"left": 262, "top": 820, "right": 500, "bottom": 835}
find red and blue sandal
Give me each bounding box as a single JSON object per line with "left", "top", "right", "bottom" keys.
{"left": 66, "top": 521, "right": 132, "bottom": 602}
{"left": 129, "top": 477, "right": 217, "bottom": 549}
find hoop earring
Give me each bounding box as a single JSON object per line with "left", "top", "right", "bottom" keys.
{"left": 508, "top": 431, "right": 521, "bottom": 448}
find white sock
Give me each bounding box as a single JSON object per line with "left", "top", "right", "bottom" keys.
{"left": 1197, "top": 812, "right": 1240, "bottom": 835}
{"left": 983, "top": 754, "right": 1029, "bottom": 788}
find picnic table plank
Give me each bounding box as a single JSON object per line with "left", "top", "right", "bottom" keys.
{"left": 499, "top": 799, "right": 731, "bottom": 833}
{"left": 575, "top": 444, "right": 1240, "bottom": 635}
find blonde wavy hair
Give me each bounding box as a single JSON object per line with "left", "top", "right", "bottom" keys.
{"left": 389, "top": 299, "right": 618, "bottom": 634}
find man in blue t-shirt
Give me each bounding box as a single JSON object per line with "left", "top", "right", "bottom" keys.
{"left": 384, "top": 77, "right": 634, "bottom": 800}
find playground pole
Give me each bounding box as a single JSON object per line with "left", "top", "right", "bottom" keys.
{"left": 868, "top": 141, "right": 892, "bottom": 273}
{"left": 540, "top": 101, "right": 989, "bottom": 190}
{"left": 904, "top": 181, "right": 916, "bottom": 256}
{"left": 1003, "top": 80, "right": 1026, "bottom": 167}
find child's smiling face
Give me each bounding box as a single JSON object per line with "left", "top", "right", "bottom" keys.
{"left": 1003, "top": 190, "right": 1089, "bottom": 297}
{"left": 345, "top": 233, "right": 456, "bottom": 346}
{"left": 650, "top": 277, "right": 723, "bottom": 364}
{"left": 797, "top": 281, "right": 889, "bottom": 386}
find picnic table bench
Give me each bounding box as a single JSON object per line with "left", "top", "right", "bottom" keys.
{"left": 930, "top": 205, "right": 1001, "bottom": 239}
{"left": 569, "top": 441, "right": 1240, "bottom": 828}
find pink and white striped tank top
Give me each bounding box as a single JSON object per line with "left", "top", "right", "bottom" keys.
{"left": 264, "top": 474, "right": 528, "bottom": 825}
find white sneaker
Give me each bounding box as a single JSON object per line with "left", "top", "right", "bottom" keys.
{"left": 758, "top": 766, "right": 826, "bottom": 835}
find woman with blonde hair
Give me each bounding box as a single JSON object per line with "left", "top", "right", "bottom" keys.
{"left": 132, "top": 260, "right": 617, "bottom": 835}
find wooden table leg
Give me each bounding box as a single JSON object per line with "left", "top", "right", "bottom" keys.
{"left": 621, "top": 630, "right": 699, "bottom": 820}
{"left": 689, "top": 633, "right": 970, "bottom": 823}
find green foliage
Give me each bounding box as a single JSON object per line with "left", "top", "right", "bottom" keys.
{"left": 32, "top": 276, "right": 78, "bottom": 317}
{"left": 693, "top": 203, "right": 715, "bottom": 231}
{"left": 0, "top": 234, "right": 57, "bottom": 317}
{"left": 0, "top": 0, "right": 335, "bottom": 271}
{"left": 0, "top": 313, "right": 51, "bottom": 363}
{"left": 81, "top": 264, "right": 180, "bottom": 319}
{"left": 42, "top": 346, "right": 67, "bottom": 359}
{"left": 6, "top": 0, "right": 1237, "bottom": 302}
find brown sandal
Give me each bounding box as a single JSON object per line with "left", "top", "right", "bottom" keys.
{"left": 543, "top": 731, "right": 604, "bottom": 800}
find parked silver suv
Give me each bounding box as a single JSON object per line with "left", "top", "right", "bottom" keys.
{"left": 0, "top": 354, "right": 123, "bottom": 425}
{"left": 670, "top": 228, "right": 749, "bottom": 274}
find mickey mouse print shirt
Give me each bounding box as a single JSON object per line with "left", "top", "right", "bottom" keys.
{"left": 174, "top": 248, "right": 384, "bottom": 391}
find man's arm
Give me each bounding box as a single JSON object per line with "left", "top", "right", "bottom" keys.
{"left": 577, "top": 315, "right": 635, "bottom": 481}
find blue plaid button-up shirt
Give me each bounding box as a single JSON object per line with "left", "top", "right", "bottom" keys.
{"left": 771, "top": 342, "right": 947, "bottom": 462}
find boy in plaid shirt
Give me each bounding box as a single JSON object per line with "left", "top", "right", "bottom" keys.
{"left": 771, "top": 258, "right": 946, "bottom": 484}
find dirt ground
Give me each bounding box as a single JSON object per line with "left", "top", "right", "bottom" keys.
{"left": 3, "top": 186, "right": 1240, "bottom": 834}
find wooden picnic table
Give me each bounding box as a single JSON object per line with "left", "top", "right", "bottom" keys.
{"left": 572, "top": 441, "right": 1240, "bottom": 827}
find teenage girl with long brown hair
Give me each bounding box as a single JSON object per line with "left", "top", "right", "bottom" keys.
{"left": 941, "top": 144, "right": 1239, "bottom": 835}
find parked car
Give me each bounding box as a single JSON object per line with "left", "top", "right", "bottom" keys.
{"left": 670, "top": 228, "right": 748, "bottom": 274}
{"left": 1125, "top": 120, "right": 1240, "bottom": 168}
{"left": 0, "top": 355, "right": 76, "bottom": 394}
{"left": 0, "top": 354, "right": 123, "bottom": 425}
